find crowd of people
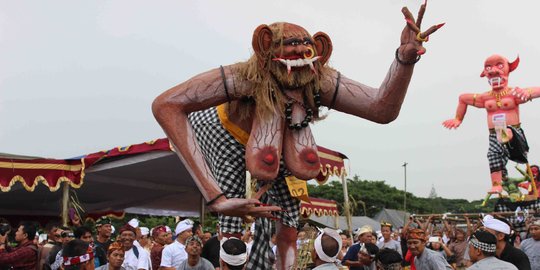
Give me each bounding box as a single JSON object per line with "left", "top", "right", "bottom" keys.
{"left": 0, "top": 217, "right": 248, "bottom": 270}
{"left": 0, "top": 213, "right": 538, "bottom": 270}
{"left": 327, "top": 214, "right": 540, "bottom": 270}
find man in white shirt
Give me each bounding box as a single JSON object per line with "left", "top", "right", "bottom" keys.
{"left": 160, "top": 219, "right": 194, "bottom": 270}
{"left": 120, "top": 224, "right": 150, "bottom": 270}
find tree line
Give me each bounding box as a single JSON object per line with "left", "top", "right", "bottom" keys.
{"left": 307, "top": 175, "right": 495, "bottom": 217}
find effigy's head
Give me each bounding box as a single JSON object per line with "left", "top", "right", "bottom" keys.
{"left": 480, "top": 54, "right": 519, "bottom": 89}
{"left": 252, "top": 22, "right": 333, "bottom": 88}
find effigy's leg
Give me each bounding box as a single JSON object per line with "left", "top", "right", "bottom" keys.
{"left": 248, "top": 175, "right": 300, "bottom": 270}
{"left": 487, "top": 133, "right": 509, "bottom": 194}
{"left": 275, "top": 222, "right": 297, "bottom": 270}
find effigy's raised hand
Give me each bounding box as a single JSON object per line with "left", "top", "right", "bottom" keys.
{"left": 511, "top": 87, "right": 531, "bottom": 102}
{"left": 399, "top": 0, "right": 444, "bottom": 62}
{"left": 442, "top": 118, "right": 462, "bottom": 129}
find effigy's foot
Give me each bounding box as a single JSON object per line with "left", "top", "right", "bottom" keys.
{"left": 488, "top": 185, "right": 503, "bottom": 194}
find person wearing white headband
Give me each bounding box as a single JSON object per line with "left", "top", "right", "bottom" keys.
{"left": 482, "top": 215, "right": 530, "bottom": 270}
{"left": 220, "top": 238, "right": 248, "bottom": 270}
{"left": 310, "top": 228, "right": 342, "bottom": 270}
{"left": 160, "top": 219, "right": 194, "bottom": 270}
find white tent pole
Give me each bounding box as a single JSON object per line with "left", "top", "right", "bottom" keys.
{"left": 341, "top": 174, "right": 353, "bottom": 240}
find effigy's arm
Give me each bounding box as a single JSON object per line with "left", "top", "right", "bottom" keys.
{"left": 152, "top": 65, "right": 281, "bottom": 217}
{"left": 442, "top": 93, "right": 481, "bottom": 129}
{"left": 320, "top": 3, "right": 443, "bottom": 123}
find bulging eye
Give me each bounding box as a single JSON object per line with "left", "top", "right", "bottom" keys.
{"left": 485, "top": 66, "right": 492, "bottom": 71}
{"left": 497, "top": 64, "right": 504, "bottom": 69}
{"left": 291, "top": 41, "right": 300, "bottom": 46}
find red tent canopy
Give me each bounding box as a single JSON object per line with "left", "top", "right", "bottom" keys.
{"left": 0, "top": 139, "right": 348, "bottom": 217}
{"left": 315, "top": 145, "right": 348, "bottom": 185}
{"left": 300, "top": 197, "right": 339, "bottom": 218}
{"left": 1, "top": 138, "right": 347, "bottom": 192}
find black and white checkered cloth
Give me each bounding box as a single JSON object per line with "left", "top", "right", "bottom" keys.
{"left": 494, "top": 198, "right": 540, "bottom": 234}
{"left": 189, "top": 107, "right": 300, "bottom": 270}
{"left": 487, "top": 127, "right": 526, "bottom": 175}
{"left": 469, "top": 237, "right": 496, "bottom": 253}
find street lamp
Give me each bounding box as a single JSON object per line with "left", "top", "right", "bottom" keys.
{"left": 402, "top": 162, "right": 408, "bottom": 214}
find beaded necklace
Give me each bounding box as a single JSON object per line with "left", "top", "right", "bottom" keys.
{"left": 282, "top": 91, "right": 321, "bottom": 130}
{"left": 489, "top": 88, "right": 510, "bottom": 108}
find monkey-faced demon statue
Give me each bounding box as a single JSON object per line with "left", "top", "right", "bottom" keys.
{"left": 154, "top": 3, "right": 441, "bottom": 269}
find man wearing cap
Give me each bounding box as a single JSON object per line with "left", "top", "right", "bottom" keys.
{"left": 160, "top": 219, "right": 193, "bottom": 270}
{"left": 342, "top": 225, "right": 373, "bottom": 270}
{"left": 520, "top": 219, "right": 540, "bottom": 270}
{"left": 467, "top": 230, "right": 517, "bottom": 270}
{"left": 139, "top": 228, "right": 151, "bottom": 252}
{"left": 177, "top": 236, "right": 213, "bottom": 270}
{"left": 482, "top": 215, "right": 530, "bottom": 270}
{"left": 150, "top": 226, "right": 169, "bottom": 270}
{"left": 219, "top": 238, "right": 247, "bottom": 270}
{"left": 310, "top": 228, "right": 342, "bottom": 270}
{"left": 407, "top": 228, "right": 452, "bottom": 270}
{"left": 95, "top": 217, "right": 113, "bottom": 267}
{"left": 119, "top": 224, "right": 150, "bottom": 270}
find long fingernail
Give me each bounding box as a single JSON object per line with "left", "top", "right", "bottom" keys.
{"left": 436, "top": 23, "right": 445, "bottom": 29}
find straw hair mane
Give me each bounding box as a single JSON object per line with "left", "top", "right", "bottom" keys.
{"left": 232, "top": 22, "right": 332, "bottom": 120}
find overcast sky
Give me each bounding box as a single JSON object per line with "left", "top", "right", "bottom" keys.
{"left": 2, "top": 1, "right": 540, "bottom": 201}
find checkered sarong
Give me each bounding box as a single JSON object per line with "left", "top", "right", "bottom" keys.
{"left": 487, "top": 127, "right": 526, "bottom": 175}
{"left": 188, "top": 107, "right": 300, "bottom": 270}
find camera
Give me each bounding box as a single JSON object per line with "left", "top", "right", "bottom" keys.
{"left": 0, "top": 223, "right": 11, "bottom": 237}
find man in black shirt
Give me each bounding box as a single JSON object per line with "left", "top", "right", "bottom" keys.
{"left": 201, "top": 235, "right": 220, "bottom": 269}
{"left": 482, "top": 215, "right": 531, "bottom": 270}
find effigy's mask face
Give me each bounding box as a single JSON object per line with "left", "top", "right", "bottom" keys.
{"left": 480, "top": 55, "right": 519, "bottom": 89}
{"left": 252, "top": 23, "right": 333, "bottom": 89}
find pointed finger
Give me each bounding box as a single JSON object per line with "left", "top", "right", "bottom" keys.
{"left": 421, "top": 23, "right": 445, "bottom": 38}
{"left": 253, "top": 183, "right": 272, "bottom": 200}
{"left": 250, "top": 205, "right": 282, "bottom": 213}
{"left": 416, "top": 0, "right": 427, "bottom": 28}
{"left": 402, "top": 7, "right": 415, "bottom": 22}
{"left": 406, "top": 19, "right": 421, "bottom": 34}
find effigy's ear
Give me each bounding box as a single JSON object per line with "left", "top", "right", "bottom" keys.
{"left": 313, "top": 31, "right": 333, "bottom": 65}
{"left": 252, "top": 24, "right": 273, "bottom": 67}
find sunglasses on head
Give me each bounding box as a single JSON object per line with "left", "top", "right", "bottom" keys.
{"left": 61, "top": 231, "right": 74, "bottom": 238}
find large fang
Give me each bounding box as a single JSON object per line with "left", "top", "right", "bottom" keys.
{"left": 287, "top": 63, "right": 292, "bottom": 75}
{"left": 489, "top": 77, "right": 502, "bottom": 87}
{"left": 309, "top": 62, "right": 315, "bottom": 73}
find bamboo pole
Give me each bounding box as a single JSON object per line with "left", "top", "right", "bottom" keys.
{"left": 200, "top": 194, "right": 205, "bottom": 226}
{"left": 61, "top": 182, "right": 70, "bottom": 226}
{"left": 341, "top": 174, "right": 353, "bottom": 240}
{"left": 412, "top": 210, "right": 539, "bottom": 220}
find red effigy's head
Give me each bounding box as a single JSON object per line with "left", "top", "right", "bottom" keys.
{"left": 480, "top": 54, "right": 519, "bottom": 90}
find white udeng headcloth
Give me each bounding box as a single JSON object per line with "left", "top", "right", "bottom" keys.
{"left": 220, "top": 237, "right": 248, "bottom": 266}
{"left": 314, "top": 228, "right": 342, "bottom": 263}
